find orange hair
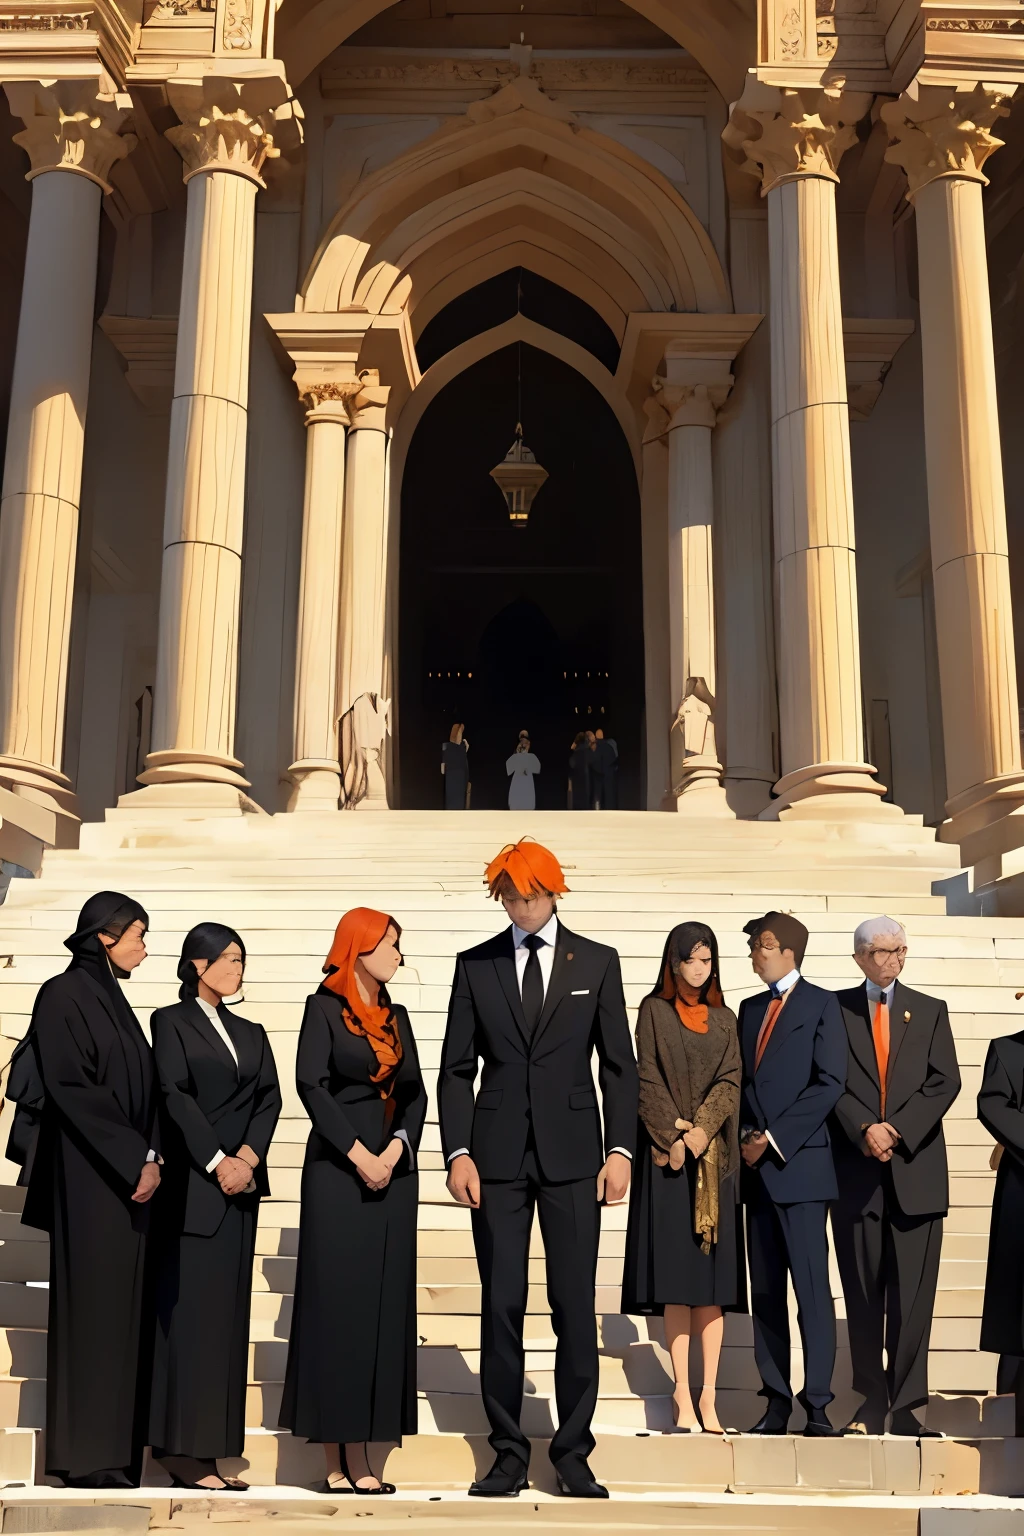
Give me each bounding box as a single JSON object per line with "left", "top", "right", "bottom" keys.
{"left": 484, "top": 838, "right": 569, "bottom": 900}
{"left": 322, "top": 908, "right": 403, "bottom": 1094}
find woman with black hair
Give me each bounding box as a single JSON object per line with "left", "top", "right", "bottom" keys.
{"left": 15, "top": 891, "right": 158, "bottom": 1487}
{"left": 148, "top": 923, "right": 281, "bottom": 1490}
{"left": 280, "top": 908, "right": 426, "bottom": 1495}
{"left": 621, "top": 922, "right": 744, "bottom": 1435}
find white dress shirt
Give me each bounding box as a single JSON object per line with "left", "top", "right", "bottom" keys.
{"left": 199, "top": 996, "right": 237, "bottom": 1174}
{"left": 449, "top": 913, "right": 630, "bottom": 1163}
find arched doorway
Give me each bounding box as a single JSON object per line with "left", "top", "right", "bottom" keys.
{"left": 398, "top": 342, "right": 644, "bottom": 809}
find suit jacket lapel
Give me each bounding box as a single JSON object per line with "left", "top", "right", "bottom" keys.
{"left": 493, "top": 934, "right": 529, "bottom": 1049}
{"left": 848, "top": 984, "right": 881, "bottom": 1091}
{"left": 755, "top": 978, "right": 809, "bottom": 1074}
{"left": 187, "top": 1000, "right": 239, "bottom": 1074}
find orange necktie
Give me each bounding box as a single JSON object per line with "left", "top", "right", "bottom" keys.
{"left": 754, "top": 996, "right": 785, "bottom": 1071}
{"left": 872, "top": 996, "right": 890, "bottom": 1117}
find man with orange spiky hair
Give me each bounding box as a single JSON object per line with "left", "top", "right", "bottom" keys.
{"left": 439, "top": 838, "right": 638, "bottom": 1500}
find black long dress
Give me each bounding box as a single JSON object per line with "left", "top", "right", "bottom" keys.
{"left": 979, "top": 1031, "right": 1024, "bottom": 1354}
{"left": 280, "top": 989, "right": 426, "bottom": 1443}
{"left": 569, "top": 747, "right": 590, "bottom": 810}
{"left": 148, "top": 999, "right": 281, "bottom": 1458}
{"left": 21, "top": 958, "right": 160, "bottom": 1479}
{"left": 442, "top": 740, "right": 469, "bottom": 810}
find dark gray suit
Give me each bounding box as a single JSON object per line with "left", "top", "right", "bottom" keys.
{"left": 831, "top": 979, "right": 960, "bottom": 1423}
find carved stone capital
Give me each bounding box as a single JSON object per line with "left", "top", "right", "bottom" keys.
{"left": 642, "top": 394, "right": 670, "bottom": 444}
{"left": 723, "top": 75, "right": 871, "bottom": 195}
{"left": 5, "top": 79, "right": 135, "bottom": 193}
{"left": 881, "top": 82, "right": 1013, "bottom": 197}
{"left": 300, "top": 380, "right": 363, "bottom": 425}
{"left": 165, "top": 76, "right": 303, "bottom": 186}
{"left": 347, "top": 370, "right": 390, "bottom": 430}
{"left": 652, "top": 376, "right": 733, "bottom": 429}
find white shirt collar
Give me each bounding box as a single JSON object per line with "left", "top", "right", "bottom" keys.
{"left": 513, "top": 911, "right": 559, "bottom": 949}
{"left": 865, "top": 978, "right": 895, "bottom": 1006}
{"left": 772, "top": 968, "right": 801, "bottom": 998}
{"left": 196, "top": 996, "right": 219, "bottom": 1020}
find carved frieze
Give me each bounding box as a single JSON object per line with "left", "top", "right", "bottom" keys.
{"left": 0, "top": 12, "right": 90, "bottom": 28}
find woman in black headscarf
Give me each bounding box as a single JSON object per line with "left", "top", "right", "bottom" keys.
{"left": 621, "top": 922, "right": 744, "bottom": 1435}
{"left": 14, "top": 892, "right": 158, "bottom": 1487}
{"left": 149, "top": 923, "right": 281, "bottom": 1490}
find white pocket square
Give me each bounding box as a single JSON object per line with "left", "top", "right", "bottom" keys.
{"left": 571, "top": 989, "right": 590, "bottom": 995}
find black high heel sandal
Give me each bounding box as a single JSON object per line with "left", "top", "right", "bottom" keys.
{"left": 340, "top": 1446, "right": 396, "bottom": 1496}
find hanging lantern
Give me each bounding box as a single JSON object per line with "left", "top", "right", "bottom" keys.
{"left": 490, "top": 422, "right": 548, "bottom": 527}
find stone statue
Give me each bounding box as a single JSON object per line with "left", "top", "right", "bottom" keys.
{"left": 340, "top": 692, "right": 391, "bottom": 810}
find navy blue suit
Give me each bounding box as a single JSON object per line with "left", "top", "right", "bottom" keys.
{"left": 738, "top": 977, "right": 847, "bottom": 1412}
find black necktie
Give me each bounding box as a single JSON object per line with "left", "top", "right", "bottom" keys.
{"left": 522, "top": 933, "right": 545, "bottom": 1038}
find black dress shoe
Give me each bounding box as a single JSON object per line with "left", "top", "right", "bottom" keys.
{"left": 553, "top": 1456, "right": 608, "bottom": 1499}
{"left": 65, "top": 1469, "right": 133, "bottom": 1489}
{"left": 802, "top": 1407, "right": 841, "bottom": 1437}
{"left": 469, "top": 1452, "right": 529, "bottom": 1497}
{"left": 747, "top": 1401, "right": 791, "bottom": 1435}
{"left": 889, "top": 1410, "right": 943, "bottom": 1438}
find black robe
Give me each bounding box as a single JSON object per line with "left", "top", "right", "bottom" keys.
{"left": 442, "top": 740, "right": 469, "bottom": 810}
{"left": 568, "top": 748, "right": 590, "bottom": 810}
{"left": 148, "top": 999, "right": 281, "bottom": 1458}
{"left": 280, "top": 989, "right": 426, "bottom": 1444}
{"left": 979, "top": 1031, "right": 1024, "bottom": 1354}
{"left": 22, "top": 959, "right": 159, "bottom": 1478}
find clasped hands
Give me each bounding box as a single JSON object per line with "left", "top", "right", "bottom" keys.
{"left": 446, "top": 1150, "right": 632, "bottom": 1209}
{"left": 863, "top": 1122, "right": 900, "bottom": 1162}
{"left": 652, "top": 1119, "right": 709, "bottom": 1171}
{"left": 216, "top": 1144, "right": 260, "bottom": 1197}
{"left": 349, "top": 1137, "right": 405, "bottom": 1192}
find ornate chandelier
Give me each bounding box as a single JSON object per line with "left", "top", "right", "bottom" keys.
{"left": 490, "top": 421, "right": 548, "bottom": 527}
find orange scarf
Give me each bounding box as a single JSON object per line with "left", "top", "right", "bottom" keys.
{"left": 674, "top": 984, "right": 710, "bottom": 1034}
{"left": 322, "top": 908, "right": 402, "bottom": 1095}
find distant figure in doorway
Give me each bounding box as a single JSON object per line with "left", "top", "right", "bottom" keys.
{"left": 591, "top": 729, "right": 618, "bottom": 809}
{"left": 569, "top": 732, "right": 591, "bottom": 810}
{"left": 506, "top": 733, "right": 540, "bottom": 811}
{"left": 442, "top": 724, "right": 469, "bottom": 811}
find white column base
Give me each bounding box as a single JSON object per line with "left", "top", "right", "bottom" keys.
{"left": 724, "top": 775, "right": 775, "bottom": 818}
{"left": 287, "top": 760, "right": 341, "bottom": 811}
{"left": 762, "top": 762, "right": 899, "bottom": 822}
{"left": 674, "top": 759, "right": 735, "bottom": 817}
{"left": 117, "top": 780, "right": 265, "bottom": 816}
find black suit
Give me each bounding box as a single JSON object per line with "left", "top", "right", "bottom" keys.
{"left": 832, "top": 980, "right": 960, "bottom": 1422}
{"left": 439, "top": 921, "right": 638, "bottom": 1464}
{"left": 149, "top": 1000, "right": 281, "bottom": 1458}
{"left": 19, "top": 962, "right": 160, "bottom": 1478}
{"left": 738, "top": 978, "right": 847, "bottom": 1412}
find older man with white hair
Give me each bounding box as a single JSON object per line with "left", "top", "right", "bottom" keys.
{"left": 831, "top": 917, "right": 960, "bottom": 1437}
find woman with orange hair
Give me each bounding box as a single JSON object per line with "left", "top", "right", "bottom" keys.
{"left": 279, "top": 910, "right": 426, "bottom": 1494}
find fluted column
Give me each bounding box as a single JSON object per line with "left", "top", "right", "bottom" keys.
{"left": 882, "top": 83, "right": 1024, "bottom": 867}
{"left": 653, "top": 369, "right": 734, "bottom": 814}
{"left": 287, "top": 387, "right": 355, "bottom": 810}
{"left": 0, "top": 81, "right": 134, "bottom": 829}
{"left": 339, "top": 374, "right": 391, "bottom": 810}
{"left": 134, "top": 77, "right": 301, "bottom": 805}
{"left": 724, "top": 79, "right": 891, "bottom": 819}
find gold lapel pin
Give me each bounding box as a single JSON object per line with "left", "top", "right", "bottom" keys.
{"left": 566, "top": 952, "right": 574, "bottom": 962}
{"left": 904, "top": 1011, "right": 911, "bottom": 1022}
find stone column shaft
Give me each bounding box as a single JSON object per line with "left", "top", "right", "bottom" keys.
{"left": 882, "top": 84, "right": 1024, "bottom": 861}
{"left": 724, "top": 78, "right": 889, "bottom": 818}
{"left": 0, "top": 82, "right": 134, "bottom": 824}
{"left": 288, "top": 396, "right": 349, "bottom": 809}
{"left": 135, "top": 75, "right": 302, "bottom": 804}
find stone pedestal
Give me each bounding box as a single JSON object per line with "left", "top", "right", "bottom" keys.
{"left": 0, "top": 82, "right": 134, "bottom": 833}
{"left": 883, "top": 83, "right": 1024, "bottom": 879}
{"left": 724, "top": 79, "right": 891, "bottom": 821}
{"left": 132, "top": 76, "right": 301, "bottom": 810}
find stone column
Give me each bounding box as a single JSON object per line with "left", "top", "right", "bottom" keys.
{"left": 0, "top": 81, "right": 134, "bottom": 831}
{"left": 653, "top": 367, "right": 735, "bottom": 814}
{"left": 339, "top": 373, "right": 392, "bottom": 810}
{"left": 724, "top": 78, "right": 891, "bottom": 819}
{"left": 134, "top": 76, "right": 301, "bottom": 807}
{"left": 882, "top": 83, "right": 1024, "bottom": 868}
{"left": 287, "top": 387, "right": 353, "bottom": 810}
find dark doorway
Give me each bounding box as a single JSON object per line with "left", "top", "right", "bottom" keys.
{"left": 397, "top": 343, "right": 644, "bottom": 809}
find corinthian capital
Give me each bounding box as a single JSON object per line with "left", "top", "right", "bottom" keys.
{"left": 881, "top": 82, "right": 1013, "bottom": 197}
{"left": 723, "top": 75, "right": 871, "bottom": 194}
{"left": 347, "top": 370, "right": 390, "bottom": 430}
{"left": 651, "top": 377, "right": 731, "bottom": 429}
{"left": 5, "top": 80, "right": 136, "bottom": 193}
{"left": 166, "top": 76, "right": 304, "bottom": 186}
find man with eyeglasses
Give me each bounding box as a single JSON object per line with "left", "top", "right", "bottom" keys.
{"left": 831, "top": 916, "right": 960, "bottom": 1437}
{"left": 737, "top": 912, "right": 847, "bottom": 1436}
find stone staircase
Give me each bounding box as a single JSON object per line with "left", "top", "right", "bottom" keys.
{"left": 0, "top": 806, "right": 1017, "bottom": 1493}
